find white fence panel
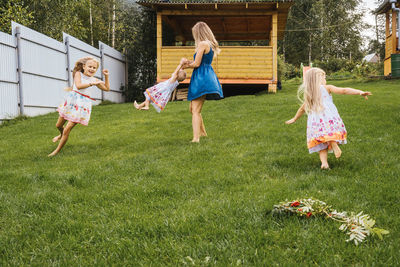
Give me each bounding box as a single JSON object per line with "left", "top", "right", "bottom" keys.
{"left": 12, "top": 22, "right": 67, "bottom": 116}
{"left": 100, "top": 41, "right": 125, "bottom": 103}
{"left": 0, "top": 22, "right": 126, "bottom": 121}
{"left": 0, "top": 31, "right": 19, "bottom": 120}
{"left": 64, "top": 33, "right": 102, "bottom": 103}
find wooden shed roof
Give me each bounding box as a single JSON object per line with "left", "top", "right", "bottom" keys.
{"left": 137, "top": 0, "right": 295, "bottom": 40}
{"left": 138, "top": 0, "right": 295, "bottom": 3}
{"left": 375, "top": 0, "right": 400, "bottom": 14}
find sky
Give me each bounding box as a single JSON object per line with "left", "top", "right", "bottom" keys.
{"left": 360, "top": 0, "right": 380, "bottom": 45}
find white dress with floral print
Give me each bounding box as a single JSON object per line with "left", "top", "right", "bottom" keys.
{"left": 306, "top": 85, "right": 347, "bottom": 153}
{"left": 57, "top": 73, "right": 97, "bottom": 126}
{"left": 144, "top": 78, "right": 179, "bottom": 112}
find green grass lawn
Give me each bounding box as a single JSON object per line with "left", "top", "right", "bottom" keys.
{"left": 0, "top": 79, "right": 399, "bottom": 265}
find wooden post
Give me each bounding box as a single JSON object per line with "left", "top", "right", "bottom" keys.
{"left": 269, "top": 12, "right": 278, "bottom": 93}
{"left": 393, "top": 10, "right": 398, "bottom": 52}
{"left": 157, "top": 13, "right": 162, "bottom": 82}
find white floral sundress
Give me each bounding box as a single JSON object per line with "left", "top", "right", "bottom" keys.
{"left": 57, "top": 73, "right": 97, "bottom": 126}
{"left": 306, "top": 85, "right": 347, "bottom": 153}
{"left": 144, "top": 78, "right": 179, "bottom": 112}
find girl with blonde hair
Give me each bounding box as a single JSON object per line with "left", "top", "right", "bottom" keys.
{"left": 285, "top": 67, "right": 371, "bottom": 169}
{"left": 181, "top": 21, "right": 224, "bottom": 143}
{"left": 48, "top": 56, "right": 110, "bottom": 157}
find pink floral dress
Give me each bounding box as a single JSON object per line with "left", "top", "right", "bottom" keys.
{"left": 144, "top": 78, "right": 179, "bottom": 112}
{"left": 307, "top": 85, "right": 347, "bottom": 153}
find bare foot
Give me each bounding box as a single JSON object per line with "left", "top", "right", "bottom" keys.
{"left": 200, "top": 131, "right": 207, "bottom": 137}
{"left": 331, "top": 142, "right": 342, "bottom": 158}
{"left": 321, "top": 164, "right": 330, "bottom": 170}
{"left": 52, "top": 135, "right": 61, "bottom": 143}
{"left": 141, "top": 106, "right": 149, "bottom": 110}
{"left": 191, "top": 139, "right": 200, "bottom": 143}
{"left": 48, "top": 151, "right": 58, "bottom": 157}
{"left": 133, "top": 101, "right": 140, "bottom": 110}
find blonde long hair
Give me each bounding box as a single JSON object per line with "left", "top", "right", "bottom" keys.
{"left": 192, "top": 21, "right": 220, "bottom": 56}
{"left": 72, "top": 56, "right": 99, "bottom": 79}
{"left": 297, "top": 67, "right": 325, "bottom": 113}
{"left": 65, "top": 57, "right": 99, "bottom": 91}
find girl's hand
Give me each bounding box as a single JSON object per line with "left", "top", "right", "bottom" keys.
{"left": 92, "top": 80, "right": 105, "bottom": 86}
{"left": 180, "top": 58, "right": 188, "bottom": 64}
{"left": 285, "top": 118, "right": 296, "bottom": 124}
{"left": 360, "top": 91, "right": 372, "bottom": 100}
{"left": 103, "top": 69, "right": 109, "bottom": 76}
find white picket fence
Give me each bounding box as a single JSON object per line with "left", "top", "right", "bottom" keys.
{"left": 0, "top": 21, "right": 127, "bottom": 121}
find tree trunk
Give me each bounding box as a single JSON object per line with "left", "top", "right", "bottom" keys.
{"left": 89, "top": 0, "right": 94, "bottom": 46}
{"left": 308, "top": 29, "right": 312, "bottom": 65}
{"left": 112, "top": 0, "right": 116, "bottom": 48}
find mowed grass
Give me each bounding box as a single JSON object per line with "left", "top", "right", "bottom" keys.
{"left": 0, "top": 79, "right": 399, "bottom": 265}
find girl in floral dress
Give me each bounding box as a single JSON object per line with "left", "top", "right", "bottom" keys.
{"left": 134, "top": 61, "right": 186, "bottom": 112}
{"left": 48, "top": 56, "right": 110, "bottom": 157}
{"left": 285, "top": 67, "right": 371, "bottom": 169}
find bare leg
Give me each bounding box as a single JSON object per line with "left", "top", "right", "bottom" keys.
{"left": 142, "top": 99, "right": 149, "bottom": 110}
{"left": 330, "top": 141, "right": 342, "bottom": 158}
{"left": 52, "top": 116, "right": 66, "bottom": 142}
{"left": 190, "top": 96, "right": 205, "bottom": 143}
{"left": 134, "top": 100, "right": 149, "bottom": 110}
{"left": 319, "top": 149, "right": 329, "bottom": 169}
{"left": 48, "top": 121, "right": 77, "bottom": 157}
{"left": 133, "top": 101, "right": 140, "bottom": 109}
{"left": 200, "top": 114, "right": 207, "bottom": 137}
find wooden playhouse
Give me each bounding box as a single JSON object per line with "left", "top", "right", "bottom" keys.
{"left": 138, "top": 0, "right": 295, "bottom": 93}
{"left": 375, "top": 0, "right": 400, "bottom": 77}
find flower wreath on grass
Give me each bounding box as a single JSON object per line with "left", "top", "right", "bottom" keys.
{"left": 272, "top": 198, "right": 389, "bottom": 245}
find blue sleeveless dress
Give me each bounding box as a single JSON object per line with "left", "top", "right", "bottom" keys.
{"left": 187, "top": 49, "right": 223, "bottom": 101}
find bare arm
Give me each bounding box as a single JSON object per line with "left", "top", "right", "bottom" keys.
{"left": 170, "top": 62, "right": 184, "bottom": 83}
{"left": 285, "top": 103, "right": 306, "bottom": 124}
{"left": 74, "top": 71, "right": 110, "bottom": 91}
{"left": 74, "top": 72, "right": 92, "bottom": 90}
{"left": 326, "top": 85, "right": 372, "bottom": 100}
{"left": 94, "top": 69, "right": 110, "bottom": 91}
{"left": 182, "top": 41, "right": 209, "bottom": 69}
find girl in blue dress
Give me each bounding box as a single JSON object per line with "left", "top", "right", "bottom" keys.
{"left": 182, "top": 21, "right": 224, "bottom": 143}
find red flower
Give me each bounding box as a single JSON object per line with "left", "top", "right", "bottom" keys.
{"left": 298, "top": 208, "right": 303, "bottom": 211}
{"left": 306, "top": 212, "right": 312, "bottom": 218}
{"left": 291, "top": 201, "right": 300, "bottom": 207}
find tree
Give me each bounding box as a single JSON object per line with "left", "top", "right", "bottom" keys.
{"left": 281, "top": 0, "right": 365, "bottom": 66}
{"left": 368, "top": 0, "right": 386, "bottom": 60}
{"left": 116, "top": 4, "right": 157, "bottom": 101}
{"left": 0, "top": 0, "right": 34, "bottom": 33}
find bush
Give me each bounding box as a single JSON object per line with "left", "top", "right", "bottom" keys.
{"left": 313, "top": 58, "right": 355, "bottom": 74}
{"left": 278, "top": 54, "right": 301, "bottom": 80}
{"left": 313, "top": 58, "right": 384, "bottom": 79}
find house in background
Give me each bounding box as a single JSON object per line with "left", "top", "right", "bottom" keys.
{"left": 362, "top": 53, "right": 380, "bottom": 63}
{"left": 137, "top": 0, "right": 295, "bottom": 93}
{"left": 375, "top": 0, "right": 400, "bottom": 77}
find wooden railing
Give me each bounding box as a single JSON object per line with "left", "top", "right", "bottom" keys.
{"left": 159, "top": 46, "right": 273, "bottom": 82}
